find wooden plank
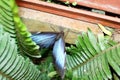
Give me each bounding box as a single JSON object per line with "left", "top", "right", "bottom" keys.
{"left": 60, "top": 0, "right": 120, "bottom": 15}
{"left": 16, "top": 0, "right": 120, "bottom": 29}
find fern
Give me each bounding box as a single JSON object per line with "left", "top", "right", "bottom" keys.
{"left": 37, "top": 56, "right": 57, "bottom": 80}
{"left": 0, "top": 26, "right": 41, "bottom": 80}
{"left": 66, "top": 29, "right": 120, "bottom": 80}
{"left": 1, "top": 0, "right": 120, "bottom": 79}
{"left": 0, "top": 0, "right": 41, "bottom": 58}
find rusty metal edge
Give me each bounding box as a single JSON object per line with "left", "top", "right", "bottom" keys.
{"left": 16, "top": 0, "right": 120, "bottom": 29}
{"left": 60, "top": 0, "right": 120, "bottom": 15}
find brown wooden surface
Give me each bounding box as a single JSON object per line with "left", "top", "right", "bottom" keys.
{"left": 60, "top": 0, "right": 120, "bottom": 15}
{"left": 16, "top": 0, "right": 120, "bottom": 29}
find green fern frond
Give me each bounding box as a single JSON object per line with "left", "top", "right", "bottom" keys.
{"left": 0, "top": 0, "right": 41, "bottom": 58}
{"left": 0, "top": 0, "right": 16, "bottom": 37}
{"left": 66, "top": 29, "right": 120, "bottom": 80}
{"left": 0, "top": 26, "right": 41, "bottom": 80}
{"left": 37, "top": 56, "right": 56, "bottom": 80}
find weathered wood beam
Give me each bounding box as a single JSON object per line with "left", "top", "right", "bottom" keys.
{"left": 16, "top": 0, "right": 120, "bottom": 29}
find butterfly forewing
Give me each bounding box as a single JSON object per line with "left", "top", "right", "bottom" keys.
{"left": 31, "top": 32, "right": 58, "bottom": 48}
{"left": 53, "top": 36, "right": 66, "bottom": 79}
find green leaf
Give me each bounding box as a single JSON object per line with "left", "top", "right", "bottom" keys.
{"left": 65, "top": 1, "right": 70, "bottom": 5}
{"left": 72, "top": 2, "right": 77, "bottom": 6}
{"left": 66, "top": 29, "right": 120, "bottom": 80}
{"left": 0, "top": 26, "right": 41, "bottom": 80}
{"left": 48, "top": 71, "right": 57, "bottom": 78}
{"left": 0, "top": 0, "right": 41, "bottom": 58}
{"left": 37, "top": 56, "right": 58, "bottom": 80}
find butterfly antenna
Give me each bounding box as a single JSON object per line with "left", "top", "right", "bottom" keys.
{"left": 50, "top": 25, "right": 57, "bottom": 32}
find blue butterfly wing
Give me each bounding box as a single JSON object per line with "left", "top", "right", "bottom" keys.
{"left": 52, "top": 37, "right": 66, "bottom": 79}
{"left": 31, "top": 32, "right": 58, "bottom": 48}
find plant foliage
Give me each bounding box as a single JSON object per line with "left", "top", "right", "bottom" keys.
{"left": 66, "top": 29, "right": 120, "bottom": 80}
{"left": 0, "top": 0, "right": 120, "bottom": 80}
{"left": 0, "top": 26, "right": 41, "bottom": 80}
{"left": 37, "top": 56, "right": 57, "bottom": 80}
{"left": 0, "top": 0, "right": 41, "bottom": 58}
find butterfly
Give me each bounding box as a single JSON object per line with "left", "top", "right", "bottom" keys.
{"left": 31, "top": 32, "right": 66, "bottom": 79}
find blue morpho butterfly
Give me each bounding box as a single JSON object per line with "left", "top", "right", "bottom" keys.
{"left": 31, "top": 32, "right": 66, "bottom": 79}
